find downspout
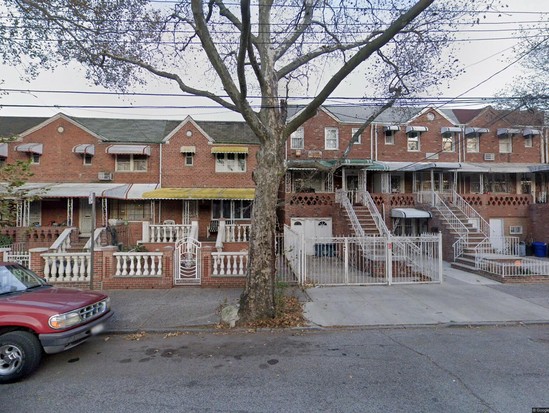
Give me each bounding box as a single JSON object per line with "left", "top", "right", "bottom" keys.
{"left": 158, "top": 143, "right": 163, "bottom": 224}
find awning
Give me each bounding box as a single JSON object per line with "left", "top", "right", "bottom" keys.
{"left": 106, "top": 144, "right": 151, "bottom": 156}
{"left": 464, "top": 127, "right": 489, "bottom": 136}
{"left": 405, "top": 126, "right": 428, "bottom": 133}
{"left": 365, "top": 161, "right": 419, "bottom": 171}
{"left": 72, "top": 144, "right": 95, "bottom": 156}
{"left": 211, "top": 146, "right": 249, "bottom": 154}
{"left": 16, "top": 143, "right": 43, "bottom": 155}
{"left": 391, "top": 208, "right": 432, "bottom": 219}
{"left": 383, "top": 125, "right": 400, "bottom": 131}
{"left": 143, "top": 187, "right": 255, "bottom": 200}
{"left": 523, "top": 128, "right": 541, "bottom": 137}
{"left": 441, "top": 127, "right": 461, "bottom": 134}
{"left": 180, "top": 146, "right": 196, "bottom": 153}
{"left": 103, "top": 183, "right": 160, "bottom": 199}
{"left": 413, "top": 162, "right": 466, "bottom": 171}
{"left": 497, "top": 128, "right": 521, "bottom": 137}
{"left": 39, "top": 183, "right": 128, "bottom": 198}
{"left": 0, "top": 143, "right": 7, "bottom": 158}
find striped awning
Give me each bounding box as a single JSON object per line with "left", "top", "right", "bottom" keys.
{"left": 523, "top": 128, "right": 541, "bottom": 137}
{"left": 72, "top": 144, "right": 95, "bottom": 155}
{"left": 16, "top": 143, "right": 43, "bottom": 154}
{"left": 441, "top": 127, "right": 461, "bottom": 134}
{"left": 180, "top": 146, "right": 196, "bottom": 153}
{"left": 0, "top": 143, "right": 7, "bottom": 158}
{"left": 211, "top": 146, "right": 249, "bottom": 154}
{"left": 142, "top": 187, "right": 255, "bottom": 200}
{"left": 405, "top": 126, "right": 428, "bottom": 133}
{"left": 464, "top": 127, "right": 489, "bottom": 136}
{"left": 497, "top": 128, "right": 521, "bottom": 137}
{"left": 106, "top": 144, "right": 151, "bottom": 156}
{"left": 383, "top": 125, "right": 400, "bottom": 131}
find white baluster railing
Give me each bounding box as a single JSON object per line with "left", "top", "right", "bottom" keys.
{"left": 84, "top": 227, "right": 105, "bottom": 250}
{"left": 49, "top": 228, "right": 75, "bottom": 253}
{"left": 211, "top": 251, "right": 248, "bottom": 276}
{"left": 148, "top": 224, "right": 191, "bottom": 243}
{"left": 42, "top": 252, "right": 90, "bottom": 283}
{"left": 113, "top": 252, "right": 163, "bottom": 276}
{"left": 223, "top": 223, "right": 251, "bottom": 242}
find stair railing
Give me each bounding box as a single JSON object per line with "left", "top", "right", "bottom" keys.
{"left": 359, "top": 190, "right": 390, "bottom": 236}
{"left": 335, "top": 189, "right": 365, "bottom": 237}
{"left": 445, "top": 191, "right": 490, "bottom": 237}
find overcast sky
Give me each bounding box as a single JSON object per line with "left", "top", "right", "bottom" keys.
{"left": 0, "top": 0, "right": 547, "bottom": 121}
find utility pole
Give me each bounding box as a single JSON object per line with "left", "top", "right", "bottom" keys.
{"left": 89, "top": 192, "right": 96, "bottom": 289}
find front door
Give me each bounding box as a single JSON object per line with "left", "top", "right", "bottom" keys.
{"left": 79, "top": 199, "right": 93, "bottom": 236}
{"left": 489, "top": 218, "right": 504, "bottom": 253}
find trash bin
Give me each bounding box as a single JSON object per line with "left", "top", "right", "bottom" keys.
{"left": 518, "top": 241, "right": 526, "bottom": 257}
{"left": 532, "top": 241, "right": 547, "bottom": 258}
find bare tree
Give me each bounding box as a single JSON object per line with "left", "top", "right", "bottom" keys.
{"left": 2, "top": 0, "right": 480, "bottom": 321}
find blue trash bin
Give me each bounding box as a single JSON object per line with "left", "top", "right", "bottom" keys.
{"left": 532, "top": 241, "right": 547, "bottom": 257}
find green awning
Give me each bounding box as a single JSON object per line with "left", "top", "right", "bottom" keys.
{"left": 211, "top": 146, "right": 249, "bottom": 154}
{"left": 142, "top": 187, "right": 255, "bottom": 200}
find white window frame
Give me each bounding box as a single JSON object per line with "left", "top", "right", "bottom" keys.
{"left": 184, "top": 153, "right": 194, "bottom": 166}
{"left": 215, "top": 153, "right": 247, "bottom": 173}
{"left": 524, "top": 136, "right": 533, "bottom": 148}
{"left": 290, "top": 127, "right": 304, "bottom": 149}
{"left": 351, "top": 128, "right": 362, "bottom": 145}
{"left": 83, "top": 154, "right": 93, "bottom": 166}
{"left": 384, "top": 130, "right": 395, "bottom": 145}
{"left": 499, "top": 134, "right": 512, "bottom": 153}
{"left": 407, "top": 132, "right": 420, "bottom": 152}
{"left": 442, "top": 133, "right": 455, "bottom": 152}
{"left": 115, "top": 154, "right": 148, "bottom": 172}
{"left": 324, "top": 127, "right": 339, "bottom": 150}
{"left": 30, "top": 153, "right": 41, "bottom": 165}
{"left": 466, "top": 135, "right": 480, "bottom": 153}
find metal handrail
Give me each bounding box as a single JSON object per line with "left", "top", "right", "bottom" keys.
{"left": 361, "top": 191, "right": 390, "bottom": 236}
{"left": 447, "top": 191, "right": 490, "bottom": 236}
{"left": 335, "top": 189, "right": 365, "bottom": 237}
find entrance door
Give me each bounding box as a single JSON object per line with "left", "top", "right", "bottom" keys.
{"left": 79, "top": 199, "right": 93, "bottom": 236}
{"left": 489, "top": 218, "right": 504, "bottom": 253}
{"left": 291, "top": 218, "right": 333, "bottom": 255}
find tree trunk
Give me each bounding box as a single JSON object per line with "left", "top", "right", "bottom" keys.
{"left": 239, "top": 132, "right": 286, "bottom": 322}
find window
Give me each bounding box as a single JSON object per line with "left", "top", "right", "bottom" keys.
{"left": 325, "top": 127, "right": 339, "bottom": 150}
{"left": 83, "top": 154, "right": 92, "bottom": 165}
{"left": 115, "top": 154, "right": 147, "bottom": 172}
{"left": 351, "top": 128, "right": 361, "bottom": 145}
{"left": 215, "top": 153, "right": 246, "bottom": 172}
{"left": 30, "top": 153, "right": 40, "bottom": 164}
{"left": 499, "top": 134, "right": 512, "bottom": 153}
{"left": 212, "top": 200, "right": 252, "bottom": 220}
{"left": 291, "top": 128, "right": 304, "bottom": 149}
{"left": 442, "top": 133, "right": 455, "bottom": 152}
{"left": 385, "top": 130, "right": 395, "bottom": 145}
{"left": 407, "top": 132, "right": 420, "bottom": 151}
{"left": 466, "top": 134, "right": 480, "bottom": 153}
{"left": 184, "top": 153, "right": 194, "bottom": 166}
{"left": 110, "top": 200, "right": 152, "bottom": 221}
{"left": 485, "top": 173, "right": 510, "bottom": 193}
{"left": 525, "top": 136, "right": 533, "bottom": 148}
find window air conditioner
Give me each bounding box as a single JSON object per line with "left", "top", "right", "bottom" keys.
{"left": 98, "top": 172, "right": 113, "bottom": 181}
{"left": 484, "top": 153, "right": 495, "bottom": 161}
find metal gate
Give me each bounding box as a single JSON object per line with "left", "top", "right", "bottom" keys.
{"left": 174, "top": 237, "right": 201, "bottom": 285}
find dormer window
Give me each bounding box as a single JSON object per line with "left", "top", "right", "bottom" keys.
{"left": 73, "top": 144, "right": 95, "bottom": 165}
{"left": 180, "top": 146, "right": 196, "bottom": 166}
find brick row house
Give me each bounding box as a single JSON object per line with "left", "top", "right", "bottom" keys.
{"left": 0, "top": 105, "right": 548, "bottom": 287}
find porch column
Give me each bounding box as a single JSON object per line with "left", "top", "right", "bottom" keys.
{"left": 66, "top": 198, "right": 73, "bottom": 226}
{"left": 102, "top": 198, "right": 108, "bottom": 227}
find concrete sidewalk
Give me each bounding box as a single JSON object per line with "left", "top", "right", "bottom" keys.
{"left": 104, "top": 263, "right": 549, "bottom": 333}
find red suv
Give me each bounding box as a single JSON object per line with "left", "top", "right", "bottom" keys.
{"left": 0, "top": 263, "right": 113, "bottom": 383}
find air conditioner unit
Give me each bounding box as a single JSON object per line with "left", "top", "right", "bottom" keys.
{"left": 484, "top": 153, "right": 495, "bottom": 161}
{"left": 98, "top": 172, "right": 113, "bottom": 181}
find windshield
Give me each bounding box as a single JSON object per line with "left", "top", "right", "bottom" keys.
{"left": 0, "top": 264, "right": 47, "bottom": 295}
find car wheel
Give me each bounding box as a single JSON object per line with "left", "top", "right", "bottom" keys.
{"left": 0, "top": 331, "right": 43, "bottom": 384}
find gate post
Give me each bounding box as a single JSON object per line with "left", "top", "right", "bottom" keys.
{"left": 344, "top": 237, "right": 349, "bottom": 284}
{"left": 438, "top": 231, "right": 443, "bottom": 284}
{"left": 386, "top": 236, "right": 393, "bottom": 285}
{"left": 300, "top": 232, "right": 306, "bottom": 285}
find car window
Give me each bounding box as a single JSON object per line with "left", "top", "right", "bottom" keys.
{"left": 0, "top": 265, "right": 45, "bottom": 294}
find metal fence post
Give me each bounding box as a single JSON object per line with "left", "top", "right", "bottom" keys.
{"left": 438, "top": 231, "right": 443, "bottom": 283}
{"left": 387, "top": 235, "right": 393, "bottom": 285}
